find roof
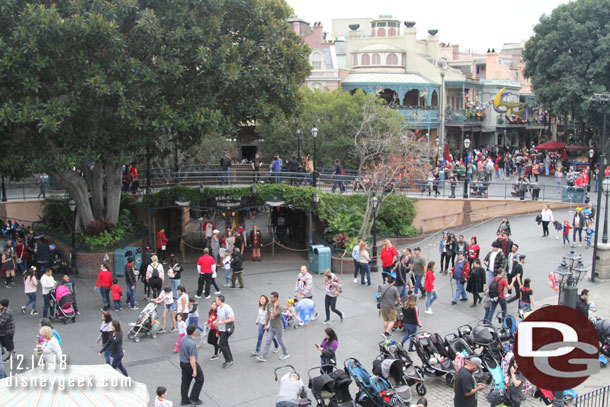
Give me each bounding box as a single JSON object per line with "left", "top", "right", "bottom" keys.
{"left": 342, "top": 73, "right": 434, "bottom": 85}
{"left": 354, "top": 43, "right": 405, "bottom": 53}
{"left": 287, "top": 14, "right": 309, "bottom": 25}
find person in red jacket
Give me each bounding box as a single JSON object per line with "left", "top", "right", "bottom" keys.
{"left": 156, "top": 228, "right": 169, "bottom": 263}
{"left": 195, "top": 249, "right": 216, "bottom": 299}
{"left": 95, "top": 264, "right": 113, "bottom": 311}
{"left": 423, "top": 261, "right": 438, "bottom": 314}
{"left": 110, "top": 279, "right": 123, "bottom": 311}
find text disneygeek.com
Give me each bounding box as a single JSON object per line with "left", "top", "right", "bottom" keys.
{"left": 6, "top": 374, "right": 133, "bottom": 390}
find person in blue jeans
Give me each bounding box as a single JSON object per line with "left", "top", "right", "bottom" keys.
{"left": 96, "top": 312, "right": 113, "bottom": 365}
{"left": 411, "top": 247, "right": 426, "bottom": 297}
{"left": 400, "top": 294, "right": 421, "bottom": 351}
{"left": 424, "top": 261, "right": 438, "bottom": 314}
{"left": 186, "top": 298, "right": 204, "bottom": 332}
{"left": 483, "top": 268, "right": 509, "bottom": 323}
{"left": 351, "top": 241, "right": 361, "bottom": 284}
{"left": 331, "top": 159, "right": 345, "bottom": 193}
{"left": 451, "top": 253, "right": 469, "bottom": 305}
{"left": 252, "top": 295, "right": 278, "bottom": 355}
{"left": 357, "top": 242, "right": 371, "bottom": 286}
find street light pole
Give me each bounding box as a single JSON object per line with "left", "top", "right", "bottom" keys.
{"left": 68, "top": 199, "right": 77, "bottom": 274}
{"left": 590, "top": 93, "right": 608, "bottom": 282}
{"left": 1, "top": 173, "right": 6, "bottom": 202}
{"left": 312, "top": 125, "right": 318, "bottom": 188}
{"left": 602, "top": 178, "right": 610, "bottom": 244}
{"left": 310, "top": 193, "right": 320, "bottom": 247}
{"left": 463, "top": 138, "right": 471, "bottom": 198}
{"left": 588, "top": 149, "right": 595, "bottom": 193}
{"left": 371, "top": 194, "right": 379, "bottom": 273}
{"left": 296, "top": 130, "right": 302, "bottom": 162}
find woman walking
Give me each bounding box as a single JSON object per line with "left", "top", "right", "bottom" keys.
{"left": 205, "top": 302, "right": 220, "bottom": 361}
{"left": 316, "top": 328, "right": 338, "bottom": 374}
{"left": 467, "top": 236, "right": 480, "bottom": 269}
{"left": 518, "top": 278, "right": 536, "bottom": 313}
{"left": 152, "top": 287, "right": 177, "bottom": 333}
{"left": 323, "top": 270, "right": 344, "bottom": 324}
{"left": 400, "top": 294, "right": 421, "bottom": 351}
{"left": 540, "top": 204, "right": 554, "bottom": 237}
{"left": 380, "top": 240, "right": 398, "bottom": 280}
{"left": 2, "top": 247, "right": 15, "bottom": 288}
{"left": 358, "top": 241, "right": 371, "bottom": 286}
{"left": 99, "top": 320, "right": 128, "bottom": 376}
{"left": 37, "top": 326, "right": 62, "bottom": 369}
{"left": 252, "top": 295, "right": 278, "bottom": 356}
{"left": 423, "top": 262, "right": 438, "bottom": 314}
{"left": 176, "top": 286, "right": 189, "bottom": 321}
{"left": 447, "top": 233, "right": 457, "bottom": 272}
{"left": 22, "top": 267, "right": 38, "bottom": 315}
{"left": 573, "top": 207, "right": 585, "bottom": 247}
{"left": 146, "top": 255, "right": 164, "bottom": 299}
{"left": 167, "top": 255, "right": 183, "bottom": 300}
{"left": 466, "top": 259, "right": 486, "bottom": 307}
{"left": 96, "top": 312, "right": 113, "bottom": 365}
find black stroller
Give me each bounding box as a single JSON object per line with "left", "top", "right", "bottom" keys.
{"left": 344, "top": 358, "right": 406, "bottom": 407}
{"left": 411, "top": 332, "right": 455, "bottom": 386}
{"left": 593, "top": 317, "right": 610, "bottom": 357}
{"left": 371, "top": 359, "right": 413, "bottom": 404}
{"left": 308, "top": 366, "right": 355, "bottom": 407}
{"left": 274, "top": 365, "right": 312, "bottom": 406}
{"left": 377, "top": 339, "right": 426, "bottom": 396}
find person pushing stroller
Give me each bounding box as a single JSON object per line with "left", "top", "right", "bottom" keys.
{"left": 294, "top": 266, "right": 318, "bottom": 325}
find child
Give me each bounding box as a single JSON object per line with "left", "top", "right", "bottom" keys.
{"left": 222, "top": 251, "right": 232, "bottom": 287}
{"left": 562, "top": 220, "right": 571, "bottom": 246}
{"left": 155, "top": 386, "right": 173, "bottom": 407}
{"left": 585, "top": 219, "right": 594, "bottom": 249}
{"left": 553, "top": 220, "right": 562, "bottom": 240}
{"left": 204, "top": 302, "right": 219, "bottom": 360}
{"left": 187, "top": 298, "right": 204, "bottom": 332}
{"left": 519, "top": 278, "right": 535, "bottom": 312}
{"left": 61, "top": 273, "right": 78, "bottom": 314}
{"left": 110, "top": 279, "right": 122, "bottom": 311}
{"left": 173, "top": 313, "right": 187, "bottom": 353}
{"left": 22, "top": 267, "right": 38, "bottom": 315}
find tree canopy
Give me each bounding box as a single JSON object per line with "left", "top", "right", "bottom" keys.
{"left": 0, "top": 0, "right": 310, "bottom": 228}
{"left": 523, "top": 0, "right": 610, "bottom": 123}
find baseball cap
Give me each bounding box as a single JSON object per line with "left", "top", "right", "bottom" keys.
{"left": 414, "top": 247, "right": 421, "bottom": 251}
{"left": 518, "top": 254, "right": 527, "bottom": 261}
{"left": 468, "top": 356, "right": 482, "bottom": 370}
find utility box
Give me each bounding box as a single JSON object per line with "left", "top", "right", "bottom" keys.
{"left": 114, "top": 246, "right": 142, "bottom": 277}
{"left": 309, "top": 245, "right": 331, "bottom": 275}
{"left": 561, "top": 186, "right": 585, "bottom": 203}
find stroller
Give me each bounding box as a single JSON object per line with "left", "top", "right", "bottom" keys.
{"left": 495, "top": 312, "right": 517, "bottom": 342}
{"left": 127, "top": 302, "right": 159, "bottom": 342}
{"left": 593, "top": 317, "right": 610, "bottom": 357}
{"left": 371, "top": 359, "right": 413, "bottom": 404}
{"left": 307, "top": 365, "right": 355, "bottom": 407}
{"left": 49, "top": 285, "right": 76, "bottom": 324}
{"left": 411, "top": 332, "right": 455, "bottom": 386}
{"left": 377, "top": 338, "right": 426, "bottom": 396}
{"left": 274, "top": 365, "right": 312, "bottom": 406}
{"left": 344, "top": 358, "right": 406, "bottom": 407}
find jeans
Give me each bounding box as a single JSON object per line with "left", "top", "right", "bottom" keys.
{"left": 353, "top": 259, "right": 360, "bottom": 279}
{"left": 273, "top": 171, "right": 281, "bottom": 184}
{"left": 100, "top": 286, "right": 110, "bottom": 308}
{"left": 359, "top": 263, "right": 371, "bottom": 285}
{"left": 425, "top": 290, "right": 438, "bottom": 309}
{"left": 103, "top": 348, "right": 111, "bottom": 365}
{"left": 225, "top": 268, "right": 231, "bottom": 285}
{"left": 498, "top": 168, "right": 505, "bottom": 180}
{"left": 401, "top": 323, "right": 418, "bottom": 351}
{"left": 573, "top": 227, "right": 583, "bottom": 243}
{"left": 43, "top": 293, "right": 51, "bottom": 317}
{"left": 17, "top": 259, "right": 27, "bottom": 273}
{"left": 262, "top": 327, "right": 288, "bottom": 358}
{"left": 519, "top": 302, "right": 532, "bottom": 312}
{"left": 170, "top": 279, "right": 180, "bottom": 299}
{"left": 180, "top": 361, "right": 204, "bottom": 403}
{"left": 453, "top": 280, "right": 468, "bottom": 302}
{"left": 414, "top": 275, "right": 425, "bottom": 295}
{"left": 218, "top": 331, "right": 233, "bottom": 363}
{"left": 111, "top": 352, "right": 128, "bottom": 376}
{"left": 256, "top": 324, "right": 278, "bottom": 353}
{"left": 332, "top": 178, "right": 345, "bottom": 193}
{"left": 187, "top": 316, "right": 204, "bottom": 332}
{"left": 114, "top": 300, "right": 122, "bottom": 310}
{"left": 276, "top": 402, "right": 298, "bottom": 407}
{"left": 395, "top": 285, "right": 408, "bottom": 298}
{"left": 440, "top": 252, "right": 450, "bottom": 271}
{"left": 25, "top": 293, "right": 37, "bottom": 310}
{"left": 542, "top": 221, "right": 550, "bottom": 236}
{"left": 222, "top": 168, "right": 230, "bottom": 185}
{"left": 324, "top": 295, "right": 342, "bottom": 321}
{"left": 126, "top": 285, "right": 136, "bottom": 308}
{"left": 484, "top": 298, "right": 507, "bottom": 323}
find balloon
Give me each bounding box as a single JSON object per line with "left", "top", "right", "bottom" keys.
{"left": 296, "top": 298, "right": 315, "bottom": 323}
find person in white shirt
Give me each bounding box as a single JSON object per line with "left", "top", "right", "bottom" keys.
{"left": 176, "top": 286, "right": 189, "bottom": 321}
{"left": 540, "top": 204, "right": 554, "bottom": 237}
{"left": 152, "top": 287, "right": 176, "bottom": 333}
{"left": 155, "top": 386, "right": 174, "bottom": 407}
{"left": 222, "top": 252, "right": 232, "bottom": 287}
{"left": 40, "top": 269, "right": 56, "bottom": 318}
{"left": 37, "top": 326, "right": 62, "bottom": 369}
{"left": 352, "top": 239, "right": 362, "bottom": 284}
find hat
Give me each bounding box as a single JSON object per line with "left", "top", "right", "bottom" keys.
{"left": 414, "top": 247, "right": 421, "bottom": 251}
{"left": 213, "top": 229, "right": 220, "bottom": 234}
{"left": 491, "top": 241, "right": 502, "bottom": 248}
{"left": 0, "top": 299, "right": 8, "bottom": 307}
{"left": 467, "top": 356, "right": 482, "bottom": 370}
{"left": 512, "top": 243, "right": 519, "bottom": 250}
{"left": 518, "top": 254, "right": 527, "bottom": 261}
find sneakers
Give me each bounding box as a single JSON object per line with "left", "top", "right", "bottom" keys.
{"left": 214, "top": 291, "right": 221, "bottom": 294}
{"left": 205, "top": 296, "right": 211, "bottom": 299}
{"left": 223, "top": 361, "right": 233, "bottom": 368}
{"left": 130, "top": 306, "right": 139, "bottom": 310}
{"left": 298, "top": 321, "right": 304, "bottom": 326}
{"left": 273, "top": 347, "right": 280, "bottom": 354}
{"left": 76, "top": 311, "right": 81, "bottom": 315}
{"left": 210, "top": 354, "right": 219, "bottom": 360}
{"left": 311, "top": 312, "right": 318, "bottom": 321}
{"left": 323, "top": 320, "right": 330, "bottom": 325}
{"left": 383, "top": 332, "right": 391, "bottom": 338}
{"left": 170, "top": 327, "right": 178, "bottom": 333}
{"left": 31, "top": 310, "right": 38, "bottom": 315}
{"left": 279, "top": 354, "right": 290, "bottom": 361}
{"left": 256, "top": 356, "right": 267, "bottom": 362}
{"left": 354, "top": 278, "right": 358, "bottom": 283}
{"left": 424, "top": 309, "right": 433, "bottom": 314}
{"left": 470, "top": 304, "right": 477, "bottom": 308}
{"left": 459, "top": 298, "right": 468, "bottom": 302}
{"left": 340, "top": 311, "right": 345, "bottom": 321}
{"left": 194, "top": 295, "right": 202, "bottom": 299}
{"left": 158, "top": 329, "right": 167, "bottom": 333}
{"left": 251, "top": 351, "right": 259, "bottom": 356}
{"left": 451, "top": 301, "right": 457, "bottom": 305}
{"left": 21, "top": 306, "right": 26, "bottom": 314}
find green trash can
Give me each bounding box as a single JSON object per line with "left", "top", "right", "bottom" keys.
{"left": 561, "top": 186, "right": 585, "bottom": 203}
{"left": 309, "top": 245, "right": 331, "bottom": 275}
{"left": 114, "top": 246, "right": 142, "bottom": 277}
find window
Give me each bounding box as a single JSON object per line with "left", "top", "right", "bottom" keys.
{"left": 312, "top": 52, "right": 322, "bottom": 70}
{"left": 386, "top": 53, "right": 398, "bottom": 65}
{"left": 372, "top": 22, "right": 377, "bottom": 28}
{"left": 361, "top": 54, "right": 370, "bottom": 65}
{"left": 388, "top": 28, "right": 396, "bottom": 36}
{"left": 372, "top": 53, "right": 381, "bottom": 64}
{"left": 352, "top": 55, "right": 358, "bottom": 67}
{"left": 377, "top": 28, "right": 386, "bottom": 37}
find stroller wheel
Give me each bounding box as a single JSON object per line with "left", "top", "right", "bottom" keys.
{"left": 63, "top": 319, "right": 67, "bottom": 325}
{"left": 445, "top": 373, "right": 455, "bottom": 387}
{"left": 127, "top": 333, "right": 134, "bottom": 339}
{"left": 134, "top": 336, "right": 140, "bottom": 343}
{"left": 151, "top": 334, "right": 157, "bottom": 339}
{"left": 416, "top": 382, "right": 426, "bottom": 396}
{"left": 71, "top": 317, "right": 76, "bottom": 323}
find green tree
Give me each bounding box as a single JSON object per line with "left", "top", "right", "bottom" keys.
{"left": 0, "top": 0, "right": 310, "bottom": 229}
{"left": 523, "top": 0, "right": 610, "bottom": 126}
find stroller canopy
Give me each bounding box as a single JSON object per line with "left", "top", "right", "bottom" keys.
{"left": 380, "top": 359, "right": 404, "bottom": 382}
{"left": 595, "top": 319, "right": 610, "bottom": 337}
{"left": 387, "top": 343, "right": 413, "bottom": 365}
{"left": 472, "top": 325, "right": 496, "bottom": 345}
{"left": 310, "top": 374, "right": 334, "bottom": 397}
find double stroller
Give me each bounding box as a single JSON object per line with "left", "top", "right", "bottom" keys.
{"left": 275, "top": 365, "right": 312, "bottom": 406}
{"left": 377, "top": 339, "right": 426, "bottom": 396}
{"left": 411, "top": 332, "right": 455, "bottom": 386}
{"left": 593, "top": 317, "right": 610, "bottom": 358}
{"left": 307, "top": 366, "right": 355, "bottom": 407}
{"left": 458, "top": 322, "right": 505, "bottom": 383}
{"left": 344, "top": 358, "right": 406, "bottom": 407}
{"left": 49, "top": 285, "right": 76, "bottom": 324}
{"left": 127, "top": 302, "right": 160, "bottom": 342}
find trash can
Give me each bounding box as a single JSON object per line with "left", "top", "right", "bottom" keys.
{"left": 309, "top": 245, "right": 331, "bottom": 275}
{"left": 113, "top": 246, "right": 142, "bottom": 277}
{"left": 561, "top": 186, "right": 585, "bottom": 203}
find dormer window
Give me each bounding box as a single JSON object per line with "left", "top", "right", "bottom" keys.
{"left": 312, "top": 52, "right": 322, "bottom": 69}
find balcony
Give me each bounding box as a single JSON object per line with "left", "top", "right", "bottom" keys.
{"left": 446, "top": 108, "right": 484, "bottom": 124}
{"left": 397, "top": 106, "right": 440, "bottom": 127}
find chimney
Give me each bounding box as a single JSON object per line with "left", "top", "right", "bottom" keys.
{"left": 312, "top": 22, "right": 324, "bottom": 45}
{"left": 426, "top": 29, "right": 439, "bottom": 60}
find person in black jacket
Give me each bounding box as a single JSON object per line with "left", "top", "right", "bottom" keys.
{"left": 124, "top": 257, "right": 137, "bottom": 310}
{"left": 447, "top": 233, "right": 457, "bottom": 271}
{"left": 466, "top": 259, "right": 486, "bottom": 307}
{"left": 140, "top": 247, "right": 153, "bottom": 300}
{"left": 99, "top": 320, "right": 128, "bottom": 376}
{"left": 575, "top": 289, "right": 591, "bottom": 318}
{"left": 230, "top": 248, "right": 244, "bottom": 288}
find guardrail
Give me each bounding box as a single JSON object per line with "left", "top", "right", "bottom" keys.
{"left": 574, "top": 384, "right": 610, "bottom": 407}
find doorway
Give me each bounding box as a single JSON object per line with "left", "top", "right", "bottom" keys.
{"left": 241, "top": 145, "right": 257, "bottom": 162}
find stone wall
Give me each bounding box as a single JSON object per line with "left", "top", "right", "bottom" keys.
{"left": 0, "top": 201, "right": 44, "bottom": 224}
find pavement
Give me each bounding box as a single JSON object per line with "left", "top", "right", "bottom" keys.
{"left": 1, "top": 208, "right": 609, "bottom": 407}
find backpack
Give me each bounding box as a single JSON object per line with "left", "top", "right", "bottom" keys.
{"left": 488, "top": 277, "right": 500, "bottom": 301}
{"left": 151, "top": 266, "right": 160, "bottom": 279}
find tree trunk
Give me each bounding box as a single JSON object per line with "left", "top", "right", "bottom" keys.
{"left": 89, "top": 164, "right": 105, "bottom": 220}
{"left": 52, "top": 169, "right": 95, "bottom": 230}
{"left": 105, "top": 159, "right": 123, "bottom": 225}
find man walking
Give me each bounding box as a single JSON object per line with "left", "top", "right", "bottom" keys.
{"left": 378, "top": 274, "right": 401, "bottom": 338}
{"left": 451, "top": 253, "right": 470, "bottom": 305}
{"left": 195, "top": 249, "right": 215, "bottom": 299}
{"left": 230, "top": 248, "right": 244, "bottom": 289}
{"left": 124, "top": 257, "right": 138, "bottom": 310}
{"left": 0, "top": 299, "right": 15, "bottom": 361}
{"left": 507, "top": 255, "right": 526, "bottom": 304}
{"left": 257, "top": 292, "right": 290, "bottom": 362}
{"left": 331, "top": 159, "right": 345, "bottom": 193}
{"left": 394, "top": 256, "right": 410, "bottom": 299}
{"left": 483, "top": 241, "right": 505, "bottom": 288}
{"left": 454, "top": 357, "right": 485, "bottom": 407}
{"left": 215, "top": 295, "right": 234, "bottom": 369}
{"left": 411, "top": 247, "right": 426, "bottom": 298}
{"left": 351, "top": 240, "right": 361, "bottom": 284}
{"left": 483, "top": 268, "right": 509, "bottom": 323}
{"left": 179, "top": 325, "right": 204, "bottom": 405}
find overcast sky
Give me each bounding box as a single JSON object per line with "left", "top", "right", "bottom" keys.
{"left": 285, "top": 0, "right": 570, "bottom": 52}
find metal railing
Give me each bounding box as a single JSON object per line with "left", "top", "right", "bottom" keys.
{"left": 574, "top": 384, "right": 610, "bottom": 407}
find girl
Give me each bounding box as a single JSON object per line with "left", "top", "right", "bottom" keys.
{"left": 22, "top": 267, "right": 38, "bottom": 315}
{"left": 467, "top": 236, "right": 480, "bottom": 268}
{"left": 439, "top": 231, "right": 449, "bottom": 273}
{"left": 446, "top": 233, "right": 457, "bottom": 272}
{"left": 467, "top": 259, "right": 486, "bottom": 307}
{"left": 316, "top": 328, "right": 338, "bottom": 374}
{"left": 152, "top": 287, "right": 177, "bottom": 333}
{"left": 400, "top": 294, "right": 421, "bottom": 351}
{"left": 96, "top": 312, "right": 113, "bottom": 365}
{"left": 252, "top": 295, "right": 278, "bottom": 356}
{"left": 222, "top": 251, "right": 232, "bottom": 287}
{"left": 205, "top": 302, "right": 220, "bottom": 360}
{"left": 167, "top": 254, "right": 183, "bottom": 300}
{"left": 99, "top": 320, "right": 128, "bottom": 376}
{"left": 187, "top": 298, "right": 204, "bottom": 332}
{"left": 323, "top": 270, "right": 344, "bottom": 323}
{"left": 519, "top": 278, "right": 535, "bottom": 312}
{"left": 423, "top": 261, "right": 438, "bottom": 314}
{"left": 357, "top": 241, "right": 371, "bottom": 286}
{"left": 173, "top": 313, "right": 187, "bottom": 353}
{"left": 2, "top": 247, "right": 15, "bottom": 288}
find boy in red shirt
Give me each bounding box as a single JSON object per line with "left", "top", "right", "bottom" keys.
{"left": 110, "top": 279, "right": 123, "bottom": 311}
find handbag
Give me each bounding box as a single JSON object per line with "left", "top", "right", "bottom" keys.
{"left": 225, "top": 322, "right": 235, "bottom": 335}
{"left": 376, "top": 286, "right": 391, "bottom": 310}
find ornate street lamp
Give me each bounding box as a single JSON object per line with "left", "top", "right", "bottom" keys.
{"left": 371, "top": 194, "right": 379, "bottom": 273}
{"left": 463, "top": 138, "right": 471, "bottom": 198}
{"left": 588, "top": 149, "right": 595, "bottom": 192}
{"left": 311, "top": 125, "right": 318, "bottom": 188}
{"left": 67, "top": 199, "right": 77, "bottom": 274}
{"left": 309, "top": 193, "right": 320, "bottom": 246}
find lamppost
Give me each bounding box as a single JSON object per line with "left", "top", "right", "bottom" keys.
{"left": 310, "top": 193, "right": 320, "bottom": 246}
{"left": 463, "top": 138, "right": 471, "bottom": 198}
{"left": 588, "top": 148, "right": 595, "bottom": 192}
{"left": 296, "top": 129, "right": 302, "bottom": 162}
{"left": 67, "top": 199, "right": 77, "bottom": 274}
{"left": 602, "top": 177, "right": 610, "bottom": 244}
{"left": 311, "top": 124, "right": 318, "bottom": 188}
{"left": 552, "top": 250, "right": 588, "bottom": 308}
{"left": 371, "top": 194, "right": 379, "bottom": 273}
{"left": 1, "top": 173, "right": 6, "bottom": 202}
